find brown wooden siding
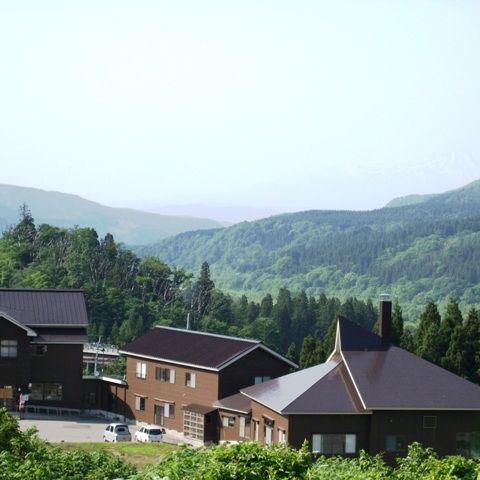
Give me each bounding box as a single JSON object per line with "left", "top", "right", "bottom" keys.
{"left": 30, "top": 344, "right": 84, "bottom": 408}
{"left": 216, "top": 409, "right": 251, "bottom": 442}
{"left": 125, "top": 356, "right": 219, "bottom": 432}
{"left": 250, "top": 400, "right": 289, "bottom": 445}
{"left": 369, "top": 410, "right": 480, "bottom": 463}
{"left": 0, "top": 317, "right": 31, "bottom": 387}
{"left": 218, "top": 348, "right": 292, "bottom": 399}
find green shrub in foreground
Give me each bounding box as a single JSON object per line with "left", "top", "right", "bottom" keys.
{"left": 0, "top": 408, "right": 136, "bottom": 480}
{"left": 132, "top": 441, "right": 480, "bottom": 480}
{"left": 133, "top": 441, "right": 312, "bottom": 480}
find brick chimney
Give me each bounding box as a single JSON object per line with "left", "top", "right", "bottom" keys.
{"left": 379, "top": 293, "right": 392, "bottom": 344}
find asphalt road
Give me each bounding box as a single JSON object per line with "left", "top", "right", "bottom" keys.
{"left": 18, "top": 415, "right": 183, "bottom": 444}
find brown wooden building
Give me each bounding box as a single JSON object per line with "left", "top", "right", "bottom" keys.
{"left": 224, "top": 297, "right": 480, "bottom": 461}
{"left": 120, "top": 326, "right": 296, "bottom": 443}
{"left": 0, "top": 289, "right": 88, "bottom": 410}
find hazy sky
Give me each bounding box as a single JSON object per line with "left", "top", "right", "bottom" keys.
{"left": 1, "top": 1, "right": 480, "bottom": 213}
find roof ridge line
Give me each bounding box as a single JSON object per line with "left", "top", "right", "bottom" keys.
{"left": 154, "top": 325, "right": 260, "bottom": 344}
{"left": 340, "top": 350, "right": 367, "bottom": 410}
{"left": 282, "top": 361, "right": 340, "bottom": 412}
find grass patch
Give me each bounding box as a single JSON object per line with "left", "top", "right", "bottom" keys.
{"left": 56, "top": 441, "right": 178, "bottom": 467}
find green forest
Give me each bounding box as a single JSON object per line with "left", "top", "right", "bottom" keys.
{"left": 139, "top": 180, "right": 480, "bottom": 320}
{"left": 1, "top": 207, "right": 480, "bottom": 384}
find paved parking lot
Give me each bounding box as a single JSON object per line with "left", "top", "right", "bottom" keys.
{"left": 18, "top": 415, "right": 184, "bottom": 444}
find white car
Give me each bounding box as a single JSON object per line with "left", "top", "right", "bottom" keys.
{"left": 103, "top": 423, "right": 132, "bottom": 442}
{"left": 134, "top": 425, "right": 164, "bottom": 442}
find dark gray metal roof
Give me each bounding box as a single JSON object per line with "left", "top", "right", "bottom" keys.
{"left": 182, "top": 404, "right": 217, "bottom": 415}
{"left": 283, "top": 362, "right": 364, "bottom": 413}
{"left": 30, "top": 328, "right": 88, "bottom": 344}
{"left": 0, "top": 289, "right": 88, "bottom": 326}
{"left": 242, "top": 361, "right": 352, "bottom": 413}
{"left": 242, "top": 316, "right": 480, "bottom": 414}
{"left": 343, "top": 347, "right": 480, "bottom": 409}
{"left": 338, "top": 316, "right": 383, "bottom": 350}
{"left": 121, "top": 326, "right": 268, "bottom": 370}
{"left": 214, "top": 393, "right": 252, "bottom": 414}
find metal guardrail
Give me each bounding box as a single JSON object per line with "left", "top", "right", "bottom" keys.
{"left": 83, "top": 343, "right": 119, "bottom": 355}
{"left": 24, "top": 404, "right": 81, "bottom": 416}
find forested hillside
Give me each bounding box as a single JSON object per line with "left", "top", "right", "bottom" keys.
{"left": 0, "top": 184, "right": 223, "bottom": 244}
{"left": 2, "top": 207, "right": 480, "bottom": 385}
{"left": 138, "top": 180, "right": 480, "bottom": 319}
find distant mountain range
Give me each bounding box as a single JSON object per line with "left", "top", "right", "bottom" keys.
{"left": 138, "top": 179, "right": 480, "bottom": 320}
{"left": 0, "top": 185, "right": 223, "bottom": 245}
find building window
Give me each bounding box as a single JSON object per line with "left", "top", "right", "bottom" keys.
{"left": 44, "top": 383, "right": 62, "bottom": 401}
{"left": 385, "top": 435, "right": 406, "bottom": 453}
{"left": 135, "top": 395, "right": 146, "bottom": 411}
{"left": 31, "top": 345, "right": 47, "bottom": 356}
{"left": 253, "top": 420, "right": 260, "bottom": 441}
{"left": 136, "top": 362, "right": 147, "bottom": 379}
{"left": 185, "top": 372, "right": 196, "bottom": 388}
{"left": 165, "top": 402, "right": 175, "bottom": 419}
{"left": 456, "top": 432, "right": 480, "bottom": 458}
{"left": 184, "top": 410, "right": 204, "bottom": 440}
{"left": 222, "top": 415, "right": 235, "bottom": 427}
{"left": 278, "top": 428, "right": 287, "bottom": 444}
{"left": 30, "top": 383, "right": 44, "bottom": 401}
{"left": 263, "top": 418, "right": 274, "bottom": 445}
{"left": 239, "top": 416, "right": 246, "bottom": 437}
{"left": 312, "top": 434, "right": 357, "bottom": 455}
{"left": 254, "top": 376, "right": 271, "bottom": 384}
{"left": 155, "top": 367, "right": 175, "bottom": 383}
{"left": 0, "top": 340, "right": 17, "bottom": 358}
{"left": 29, "top": 383, "right": 62, "bottom": 401}
{"left": 423, "top": 416, "right": 437, "bottom": 429}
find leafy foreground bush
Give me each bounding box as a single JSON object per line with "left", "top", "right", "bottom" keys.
{"left": 0, "top": 408, "right": 136, "bottom": 480}
{"left": 133, "top": 442, "right": 480, "bottom": 480}
{"left": 132, "top": 441, "right": 312, "bottom": 480}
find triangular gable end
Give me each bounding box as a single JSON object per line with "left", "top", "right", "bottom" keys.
{"left": 0, "top": 311, "right": 37, "bottom": 337}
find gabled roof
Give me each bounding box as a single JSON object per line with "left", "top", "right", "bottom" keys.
{"left": 241, "top": 359, "right": 364, "bottom": 414}
{"left": 0, "top": 311, "right": 37, "bottom": 336}
{"left": 242, "top": 315, "right": 480, "bottom": 414}
{"left": 0, "top": 289, "right": 88, "bottom": 326}
{"left": 120, "top": 326, "right": 296, "bottom": 371}
{"left": 336, "top": 316, "right": 383, "bottom": 351}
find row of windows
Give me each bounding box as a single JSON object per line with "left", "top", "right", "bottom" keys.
{"left": 0, "top": 341, "right": 49, "bottom": 359}
{"left": 134, "top": 396, "right": 175, "bottom": 418}
{"left": 30, "top": 383, "right": 63, "bottom": 401}
{"left": 136, "top": 362, "right": 196, "bottom": 387}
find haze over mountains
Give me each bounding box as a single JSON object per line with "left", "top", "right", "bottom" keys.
{"left": 138, "top": 179, "right": 480, "bottom": 319}
{"left": 0, "top": 184, "right": 224, "bottom": 245}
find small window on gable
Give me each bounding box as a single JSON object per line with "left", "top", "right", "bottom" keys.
{"left": 423, "top": 416, "right": 437, "bottom": 429}
{"left": 0, "top": 340, "right": 17, "bottom": 358}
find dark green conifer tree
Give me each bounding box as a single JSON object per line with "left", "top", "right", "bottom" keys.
{"left": 415, "top": 302, "right": 442, "bottom": 364}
